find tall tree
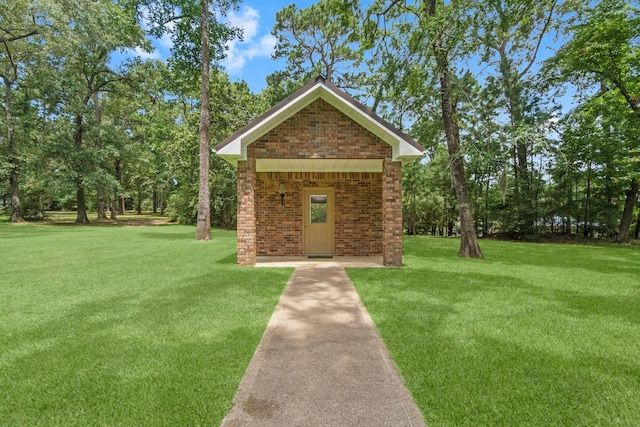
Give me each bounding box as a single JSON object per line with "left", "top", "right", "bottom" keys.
{"left": 367, "top": 0, "right": 483, "bottom": 257}
{"left": 272, "top": 0, "right": 363, "bottom": 88}
{"left": 52, "top": 1, "right": 146, "bottom": 223}
{"left": 196, "top": 0, "right": 212, "bottom": 240}
{"left": 0, "top": 0, "right": 46, "bottom": 222}
{"left": 472, "top": 0, "right": 559, "bottom": 237}
{"left": 142, "top": 0, "right": 241, "bottom": 240}
{"left": 548, "top": 0, "right": 640, "bottom": 242}
{"left": 423, "top": 0, "right": 482, "bottom": 257}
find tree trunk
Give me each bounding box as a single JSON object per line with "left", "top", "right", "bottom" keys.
{"left": 76, "top": 182, "right": 90, "bottom": 224}
{"left": 4, "top": 77, "right": 23, "bottom": 222}
{"left": 584, "top": 163, "right": 591, "bottom": 237}
{"left": 9, "top": 168, "right": 22, "bottom": 222}
{"left": 426, "top": 0, "right": 482, "bottom": 258}
{"left": 498, "top": 49, "right": 535, "bottom": 236}
{"left": 196, "top": 0, "right": 211, "bottom": 241}
{"left": 152, "top": 185, "right": 158, "bottom": 214}
{"left": 566, "top": 180, "right": 572, "bottom": 234}
{"left": 575, "top": 180, "right": 580, "bottom": 234}
{"left": 438, "top": 68, "right": 481, "bottom": 256}
{"left": 110, "top": 197, "right": 118, "bottom": 220}
{"left": 115, "top": 159, "right": 125, "bottom": 215}
{"left": 97, "top": 188, "right": 107, "bottom": 219}
{"left": 616, "top": 179, "right": 638, "bottom": 243}
{"left": 484, "top": 174, "right": 490, "bottom": 235}
{"left": 93, "top": 92, "right": 107, "bottom": 220}
{"left": 516, "top": 141, "right": 532, "bottom": 234}
{"left": 634, "top": 212, "right": 640, "bottom": 239}
{"left": 74, "top": 114, "right": 89, "bottom": 224}
{"left": 136, "top": 182, "right": 142, "bottom": 215}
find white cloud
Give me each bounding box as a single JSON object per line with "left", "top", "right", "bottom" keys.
{"left": 227, "top": 6, "right": 260, "bottom": 41}
{"left": 155, "top": 21, "right": 175, "bottom": 51}
{"left": 125, "top": 7, "right": 173, "bottom": 61}
{"left": 223, "top": 6, "right": 276, "bottom": 75}
{"left": 127, "top": 5, "right": 274, "bottom": 72}
{"left": 132, "top": 46, "right": 160, "bottom": 60}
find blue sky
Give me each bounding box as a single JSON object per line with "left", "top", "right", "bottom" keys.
{"left": 130, "top": 0, "right": 574, "bottom": 112}
{"left": 222, "top": 1, "right": 317, "bottom": 91}
{"left": 133, "top": 1, "right": 319, "bottom": 94}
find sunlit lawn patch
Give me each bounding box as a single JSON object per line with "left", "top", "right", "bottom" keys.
{"left": 349, "top": 237, "right": 640, "bottom": 426}
{"left": 0, "top": 223, "right": 290, "bottom": 426}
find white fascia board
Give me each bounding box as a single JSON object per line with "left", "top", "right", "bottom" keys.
{"left": 396, "top": 137, "right": 425, "bottom": 158}
{"left": 214, "top": 137, "right": 242, "bottom": 159}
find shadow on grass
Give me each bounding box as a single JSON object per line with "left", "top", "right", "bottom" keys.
{"left": 354, "top": 262, "right": 640, "bottom": 327}
{"left": 544, "top": 288, "right": 640, "bottom": 325}
{"left": 403, "top": 235, "right": 640, "bottom": 276}
{"left": 51, "top": 220, "right": 173, "bottom": 228}
{"left": 139, "top": 231, "right": 193, "bottom": 240}
{"left": 0, "top": 223, "right": 95, "bottom": 238}
{"left": 215, "top": 253, "right": 238, "bottom": 265}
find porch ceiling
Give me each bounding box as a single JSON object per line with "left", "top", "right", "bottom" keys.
{"left": 256, "top": 158, "right": 383, "bottom": 173}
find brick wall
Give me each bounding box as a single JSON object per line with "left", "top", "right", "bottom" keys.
{"left": 256, "top": 172, "right": 382, "bottom": 256}
{"left": 238, "top": 97, "right": 403, "bottom": 264}
{"left": 237, "top": 159, "right": 256, "bottom": 266}
{"left": 248, "top": 98, "right": 392, "bottom": 160}
{"left": 382, "top": 160, "right": 403, "bottom": 267}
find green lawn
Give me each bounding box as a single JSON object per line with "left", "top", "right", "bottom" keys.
{"left": 349, "top": 237, "right": 640, "bottom": 426}
{"left": 0, "top": 223, "right": 291, "bottom": 426}
{"left": 2, "top": 221, "right": 638, "bottom": 426}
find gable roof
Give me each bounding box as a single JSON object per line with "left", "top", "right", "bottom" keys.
{"left": 214, "top": 76, "right": 426, "bottom": 165}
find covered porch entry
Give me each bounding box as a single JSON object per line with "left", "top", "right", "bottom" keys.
{"left": 214, "top": 76, "right": 425, "bottom": 267}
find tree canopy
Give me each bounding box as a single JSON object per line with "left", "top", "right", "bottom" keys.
{"left": 1, "top": 0, "right": 638, "bottom": 246}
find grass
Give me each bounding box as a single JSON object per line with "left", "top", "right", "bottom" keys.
{"left": 3, "top": 219, "right": 638, "bottom": 426}
{"left": 0, "top": 222, "right": 291, "bottom": 426}
{"left": 348, "top": 237, "right": 640, "bottom": 426}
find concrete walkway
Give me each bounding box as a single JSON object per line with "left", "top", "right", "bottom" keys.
{"left": 221, "top": 264, "right": 425, "bottom": 426}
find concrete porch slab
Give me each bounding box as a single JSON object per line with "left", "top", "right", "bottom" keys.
{"left": 255, "top": 256, "right": 386, "bottom": 268}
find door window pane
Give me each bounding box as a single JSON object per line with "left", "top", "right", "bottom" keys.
{"left": 310, "top": 195, "right": 327, "bottom": 223}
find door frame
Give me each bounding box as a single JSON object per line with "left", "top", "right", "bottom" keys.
{"left": 302, "top": 187, "right": 334, "bottom": 255}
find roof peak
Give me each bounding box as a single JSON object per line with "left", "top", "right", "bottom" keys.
{"left": 214, "top": 74, "right": 426, "bottom": 165}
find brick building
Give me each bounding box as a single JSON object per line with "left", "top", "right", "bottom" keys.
{"left": 214, "top": 76, "right": 425, "bottom": 266}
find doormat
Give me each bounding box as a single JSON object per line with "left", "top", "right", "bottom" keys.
{"left": 307, "top": 255, "right": 333, "bottom": 259}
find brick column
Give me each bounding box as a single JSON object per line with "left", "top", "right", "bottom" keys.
{"left": 237, "top": 158, "right": 256, "bottom": 266}
{"left": 382, "top": 160, "right": 403, "bottom": 267}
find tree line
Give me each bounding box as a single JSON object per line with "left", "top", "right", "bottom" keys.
{"left": 1, "top": 0, "right": 638, "bottom": 252}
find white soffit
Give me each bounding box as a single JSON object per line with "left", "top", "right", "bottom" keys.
{"left": 256, "top": 158, "right": 383, "bottom": 173}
